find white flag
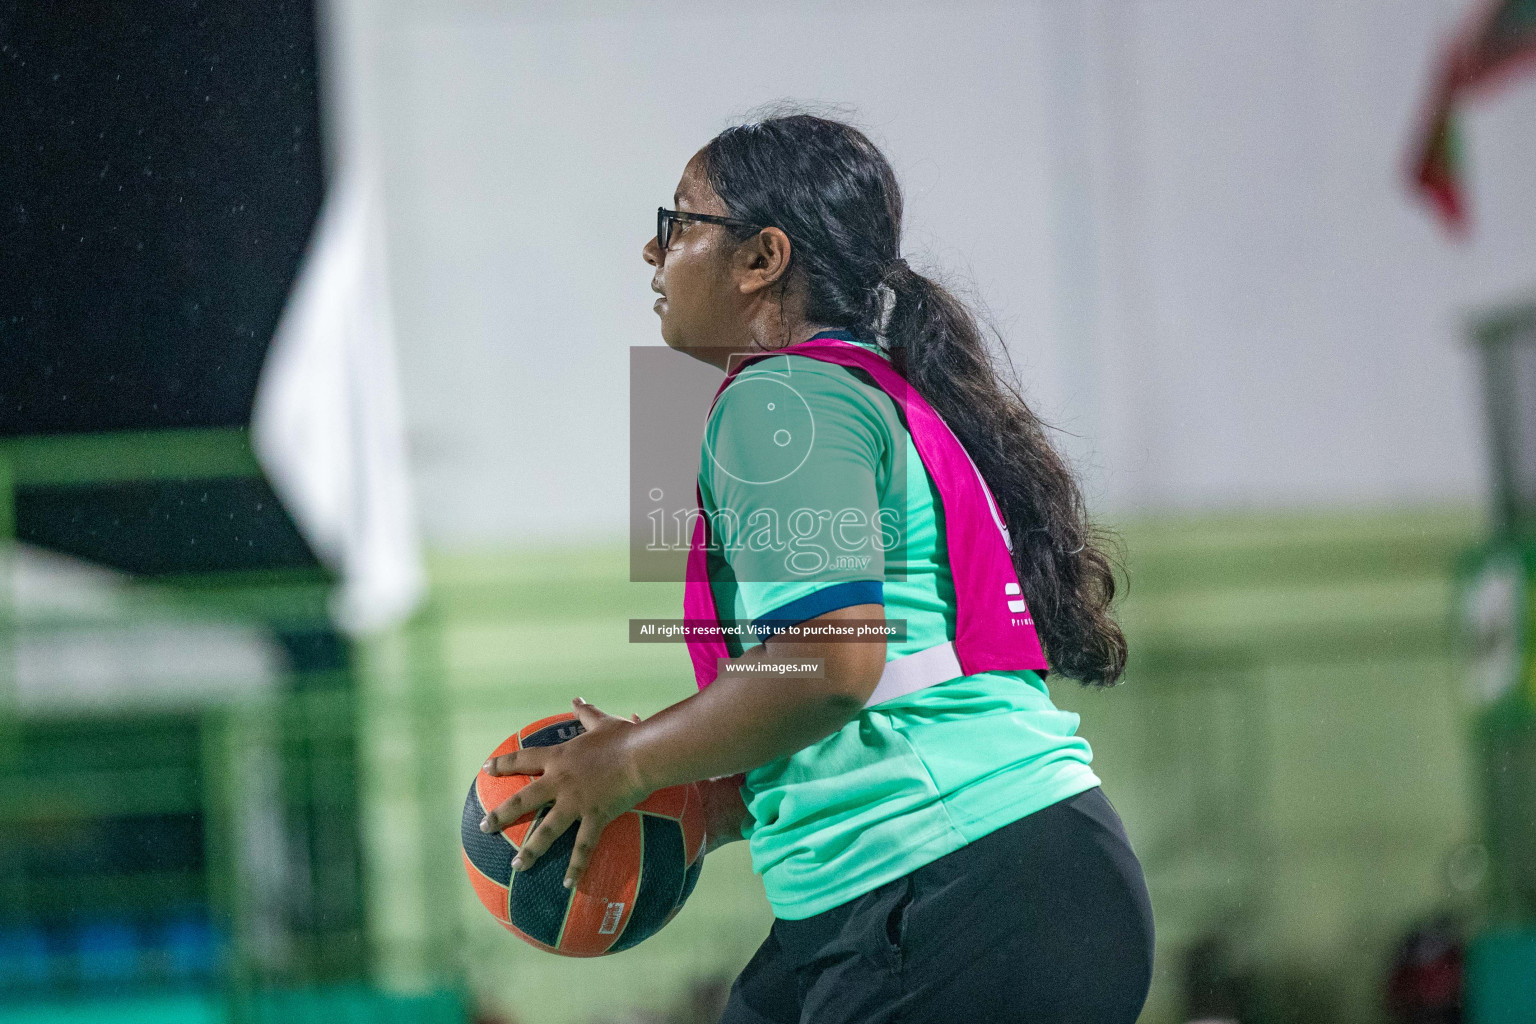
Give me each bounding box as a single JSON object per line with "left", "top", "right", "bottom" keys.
{"left": 252, "top": 163, "right": 426, "bottom": 634}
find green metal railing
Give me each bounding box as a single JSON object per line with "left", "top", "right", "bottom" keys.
{"left": 0, "top": 429, "right": 463, "bottom": 1022}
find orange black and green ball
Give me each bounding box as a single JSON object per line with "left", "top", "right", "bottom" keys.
{"left": 460, "top": 712, "right": 706, "bottom": 957}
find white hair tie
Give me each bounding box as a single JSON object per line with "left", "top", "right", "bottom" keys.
{"left": 873, "top": 281, "right": 897, "bottom": 349}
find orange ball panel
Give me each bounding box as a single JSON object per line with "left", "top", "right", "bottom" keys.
{"left": 477, "top": 771, "right": 539, "bottom": 846}
{"left": 557, "top": 810, "right": 644, "bottom": 957}
{"left": 475, "top": 712, "right": 579, "bottom": 845}
{"left": 634, "top": 785, "right": 689, "bottom": 819}
{"left": 488, "top": 733, "right": 523, "bottom": 760}
{"left": 462, "top": 849, "right": 510, "bottom": 923}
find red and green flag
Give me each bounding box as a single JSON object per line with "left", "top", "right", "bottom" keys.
{"left": 1409, "top": 0, "right": 1536, "bottom": 233}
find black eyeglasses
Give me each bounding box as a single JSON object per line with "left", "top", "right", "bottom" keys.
{"left": 656, "top": 207, "right": 766, "bottom": 251}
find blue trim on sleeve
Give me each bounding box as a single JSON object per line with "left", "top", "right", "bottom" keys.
{"left": 751, "top": 581, "right": 884, "bottom": 641}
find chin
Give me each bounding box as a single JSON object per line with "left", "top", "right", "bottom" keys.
{"left": 656, "top": 314, "right": 697, "bottom": 353}
{"left": 657, "top": 319, "right": 684, "bottom": 351}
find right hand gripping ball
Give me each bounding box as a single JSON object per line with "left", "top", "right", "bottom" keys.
{"left": 461, "top": 712, "right": 706, "bottom": 956}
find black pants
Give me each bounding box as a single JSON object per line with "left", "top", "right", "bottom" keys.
{"left": 719, "top": 786, "right": 1154, "bottom": 1024}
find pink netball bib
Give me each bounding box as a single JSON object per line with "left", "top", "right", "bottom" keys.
{"left": 683, "top": 336, "right": 1048, "bottom": 695}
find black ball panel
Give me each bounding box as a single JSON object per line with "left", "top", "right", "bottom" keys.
{"left": 677, "top": 854, "right": 703, "bottom": 910}
{"left": 506, "top": 809, "right": 578, "bottom": 947}
{"left": 461, "top": 782, "right": 514, "bottom": 886}
{"left": 608, "top": 814, "right": 686, "bottom": 952}
{"left": 523, "top": 719, "right": 585, "bottom": 748}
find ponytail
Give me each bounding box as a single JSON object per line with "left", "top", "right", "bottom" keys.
{"left": 877, "top": 261, "right": 1126, "bottom": 686}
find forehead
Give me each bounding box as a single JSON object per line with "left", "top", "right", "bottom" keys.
{"left": 673, "top": 150, "right": 723, "bottom": 213}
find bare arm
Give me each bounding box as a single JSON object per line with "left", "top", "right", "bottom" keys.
{"left": 627, "top": 604, "right": 886, "bottom": 787}
{"left": 479, "top": 603, "right": 886, "bottom": 886}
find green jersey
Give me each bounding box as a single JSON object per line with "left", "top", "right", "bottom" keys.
{"left": 698, "top": 333, "right": 1100, "bottom": 920}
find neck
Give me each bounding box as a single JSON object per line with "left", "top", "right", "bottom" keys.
{"left": 689, "top": 320, "right": 840, "bottom": 371}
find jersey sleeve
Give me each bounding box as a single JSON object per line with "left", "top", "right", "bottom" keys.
{"left": 699, "top": 355, "right": 893, "bottom": 643}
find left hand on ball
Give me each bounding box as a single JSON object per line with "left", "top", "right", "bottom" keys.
{"left": 478, "top": 698, "right": 649, "bottom": 890}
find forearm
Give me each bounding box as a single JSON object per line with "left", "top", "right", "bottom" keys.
{"left": 627, "top": 660, "right": 866, "bottom": 793}
{"left": 475, "top": 609, "right": 882, "bottom": 885}
{"left": 625, "top": 604, "right": 884, "bottom": 791}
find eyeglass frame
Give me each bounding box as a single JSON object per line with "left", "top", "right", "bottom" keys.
{"left": 656, "top": 207, "right": 769, "bottom": 252}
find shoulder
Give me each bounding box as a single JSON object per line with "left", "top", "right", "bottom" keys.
{"left": 699, "top": 351, "right": 901, "bottom": 496}
{"left": 709, "top": 351, "right": 896, "bottom": 438}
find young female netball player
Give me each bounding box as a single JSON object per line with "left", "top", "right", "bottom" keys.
{"left": 478, "top": 112, "right": 1154, "bottom": 1023}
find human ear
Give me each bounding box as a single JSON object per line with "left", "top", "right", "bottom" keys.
{"left": 735, "top": 227, "right": 793, "bottom": 296}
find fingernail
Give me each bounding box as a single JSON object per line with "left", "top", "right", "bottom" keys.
{"left": 511, "top": 856, "right": 524, "bottom": 871}
{"left": 479, "top": 816, "right": 492, "bottom": 833}
{"left": 481, "top": 760, "right": 493, "bottom": 773}
{"left": 563, "top": 877, "right": 573, "bottom": 889}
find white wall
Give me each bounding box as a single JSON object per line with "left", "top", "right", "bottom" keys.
{"left": 340, "top": 0, "right": 1536, "bottom": 545}
{"left": 1075, "top": 0, "right": 1536, "bottom": 511}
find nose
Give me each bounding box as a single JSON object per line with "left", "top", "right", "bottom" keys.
{"left": 643, "top": 234, "right": 662, "bottom": 267}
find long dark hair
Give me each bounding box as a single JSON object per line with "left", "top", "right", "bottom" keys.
{"left": 702, "top": 112, "right": 1126, "bottom": 686}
